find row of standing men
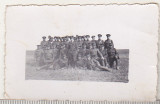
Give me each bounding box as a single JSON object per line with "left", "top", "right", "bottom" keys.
{"left": 35, "top": 34, "right": 119, "bottom": 71}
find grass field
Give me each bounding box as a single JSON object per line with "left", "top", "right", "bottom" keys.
{"left": 25, "top": 49, "right": 129, "bottom": 82}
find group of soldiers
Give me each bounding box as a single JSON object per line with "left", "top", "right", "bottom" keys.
{"left": 34, "top": 34, "right": 119, "bottom": 71}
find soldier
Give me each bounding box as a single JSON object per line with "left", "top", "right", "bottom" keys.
{"left": 90, "top": 42, "right": 105, "bottom": 66}
{"left": 107, "top": 44, "right": 120, "bottom": 70}
{"left": 104, "top": 34, "right": 114, "bottom": 49}
{"left": 97, "top": 34, "right": 104, "bottom": 50}
{"left": 83, "top": 35, "right": 90, "bottom": 49}
{"left": 76, "top": 53, "right": 85, "bottom": 69}
{"left": 67, "top": 36, "right": 78, "bottom": 68}
{"left": 52, "top": 37, "right": 57, "bottom": 49}
{"left": 51, "top": 42, "right": 59, "bottom": 61}
{"left": 51, "top": 44, "right": 68, "bottom": 70}
{"left": 41, "top": 36, "right": 48, "bottom": 50}
{"left": 77, "top": 36, "right": 83, "bottom": 49}
{"left": 37, "top": 46, "right": 54, "bottom": 70}
{"left": 47, "top": 36, "right": 53, "bottom": 48}
{"left": 43, "top": 46, "right": 54, "bottom": 64}
{"left": 90, "top": 36, "right": 97, "bottom": 47}
{"left": 34, "top": 45, "right": 44, "bottom": 66}
{"left": 83, "top": 53, "right": 111, "bottom": 71}
{"left": 99, "top": 45, "right": 109, "bottom": 67}
{"left": 78, "top": 43, "right": 87, "bottom": 59}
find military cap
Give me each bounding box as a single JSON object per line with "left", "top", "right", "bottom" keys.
{"left": 106, "top": 34, "right": 111, "bottom": 37}
{"left": 70, "top": 36, "right": 74, "bottom": 39}
{"left": 42, "top": 36, "right": 46, "bottom": 39}
{"left": 81, "top": 36, "right": 85, "bottom": 39}
{"left": 91, "top": 36, "right": 95, "bottom": 38}
{"left": 48, "top": 35, "right": 51, "bottom": 38}
{"left": 98, "top": 34, "right": 102, "bottom": 37}
{"left": 86, "top": 35, "right": 90, "bottom": 38}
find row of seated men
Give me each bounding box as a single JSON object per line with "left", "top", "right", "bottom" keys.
{"left": 34, "top": 34, "right": 119, "bottom": 71}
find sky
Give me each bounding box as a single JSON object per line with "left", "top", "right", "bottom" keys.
{"left": 6, "top": 4, "right": 158, "bottom": 50}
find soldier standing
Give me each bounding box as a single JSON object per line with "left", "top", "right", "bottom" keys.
{"left": 97, "top": 34, "right": 104, "bottom": 50}
{"left": 91, "top": 36, "right": 97, "bottom": 47}
{"left": 107, "top": 44, "right": 119, "bottom": 70}
{"left": 104, "top": 34, "right": 114, "bottom": 49}
{"left": 41, "top": 36, "right": 48, "bottom": 50}
{"left": 83, "top": 35, "right": 90, "bottom": 49}
{"left": 67, "top": 36, "right": 78, "bottom": 68}
{"left": 47, "top": 36, "right": 53, "bottom": 48}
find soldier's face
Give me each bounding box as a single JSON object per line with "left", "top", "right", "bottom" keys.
{"left": 92, "top": 37, "right": 95, "bottom": 40}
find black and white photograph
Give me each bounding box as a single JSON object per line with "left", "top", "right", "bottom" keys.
{"left": 26, "top": 34, "right": 129, "bottom": 82}
{"left": 5, "top": 4, "right": 158, "bottom": 100}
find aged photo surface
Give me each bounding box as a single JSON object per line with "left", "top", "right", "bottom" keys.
{"left": 5, "top": 5, "right": 158, "bottom": 100}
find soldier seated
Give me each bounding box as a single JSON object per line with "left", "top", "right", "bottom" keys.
{"left": 84, "top": 53, "right": 111, "bottom": 71}
{"left": 76, "top": 53, "right": 85, "bottom": 69}
{"left": 90, "top": 42, "right": 105, "bottom": 66}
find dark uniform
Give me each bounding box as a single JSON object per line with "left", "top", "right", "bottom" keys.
{"left": 68, "top": 37, "right": 78, "bottom": 67}
{"left": 41, "top": 36, "right": 48, "bottom": 49}
{"left": 97, "top": 34, "right": 104, "bottom": 50}
{"left": 104, "top": 34, "right": 114, "bottom": 49}
{"left": 107, "top": 44, "right": 119, "bottom": 69}
{"left": 90, "top": 36, "right": 97, "bottom": 48}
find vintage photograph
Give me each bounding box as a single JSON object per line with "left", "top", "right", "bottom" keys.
{"left": 5, "top": 4, "right": 158, "bottom": 100}
{"left": 25, "top": 34, "right": 129, "bottom": 82}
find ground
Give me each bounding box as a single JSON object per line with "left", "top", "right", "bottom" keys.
{"left": 25, "top": 49, "right": 129, "bottom": 82}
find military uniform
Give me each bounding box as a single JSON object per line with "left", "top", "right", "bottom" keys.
{"left": 104, "top": 34, "right": 114, "bottom": 49}
{"left": 43, "top": 48, "right": 54, "bottom": 64}
{"left": 68, "top": 39, "right": 78, "bottom": 67}
{"left": 83, "top": 54, "right": 110, "bottom": 71}
{"left": 97, "top": 34, "right": 104, "bottom": 49}
{"left": 41, "top": 36, "right": 48, "bottom": 49}
{"left": 100, "top": 48, "right": 109, "bottom": 67}
{"left": 107, "top": 46, "right": 119, "bottom": 69}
